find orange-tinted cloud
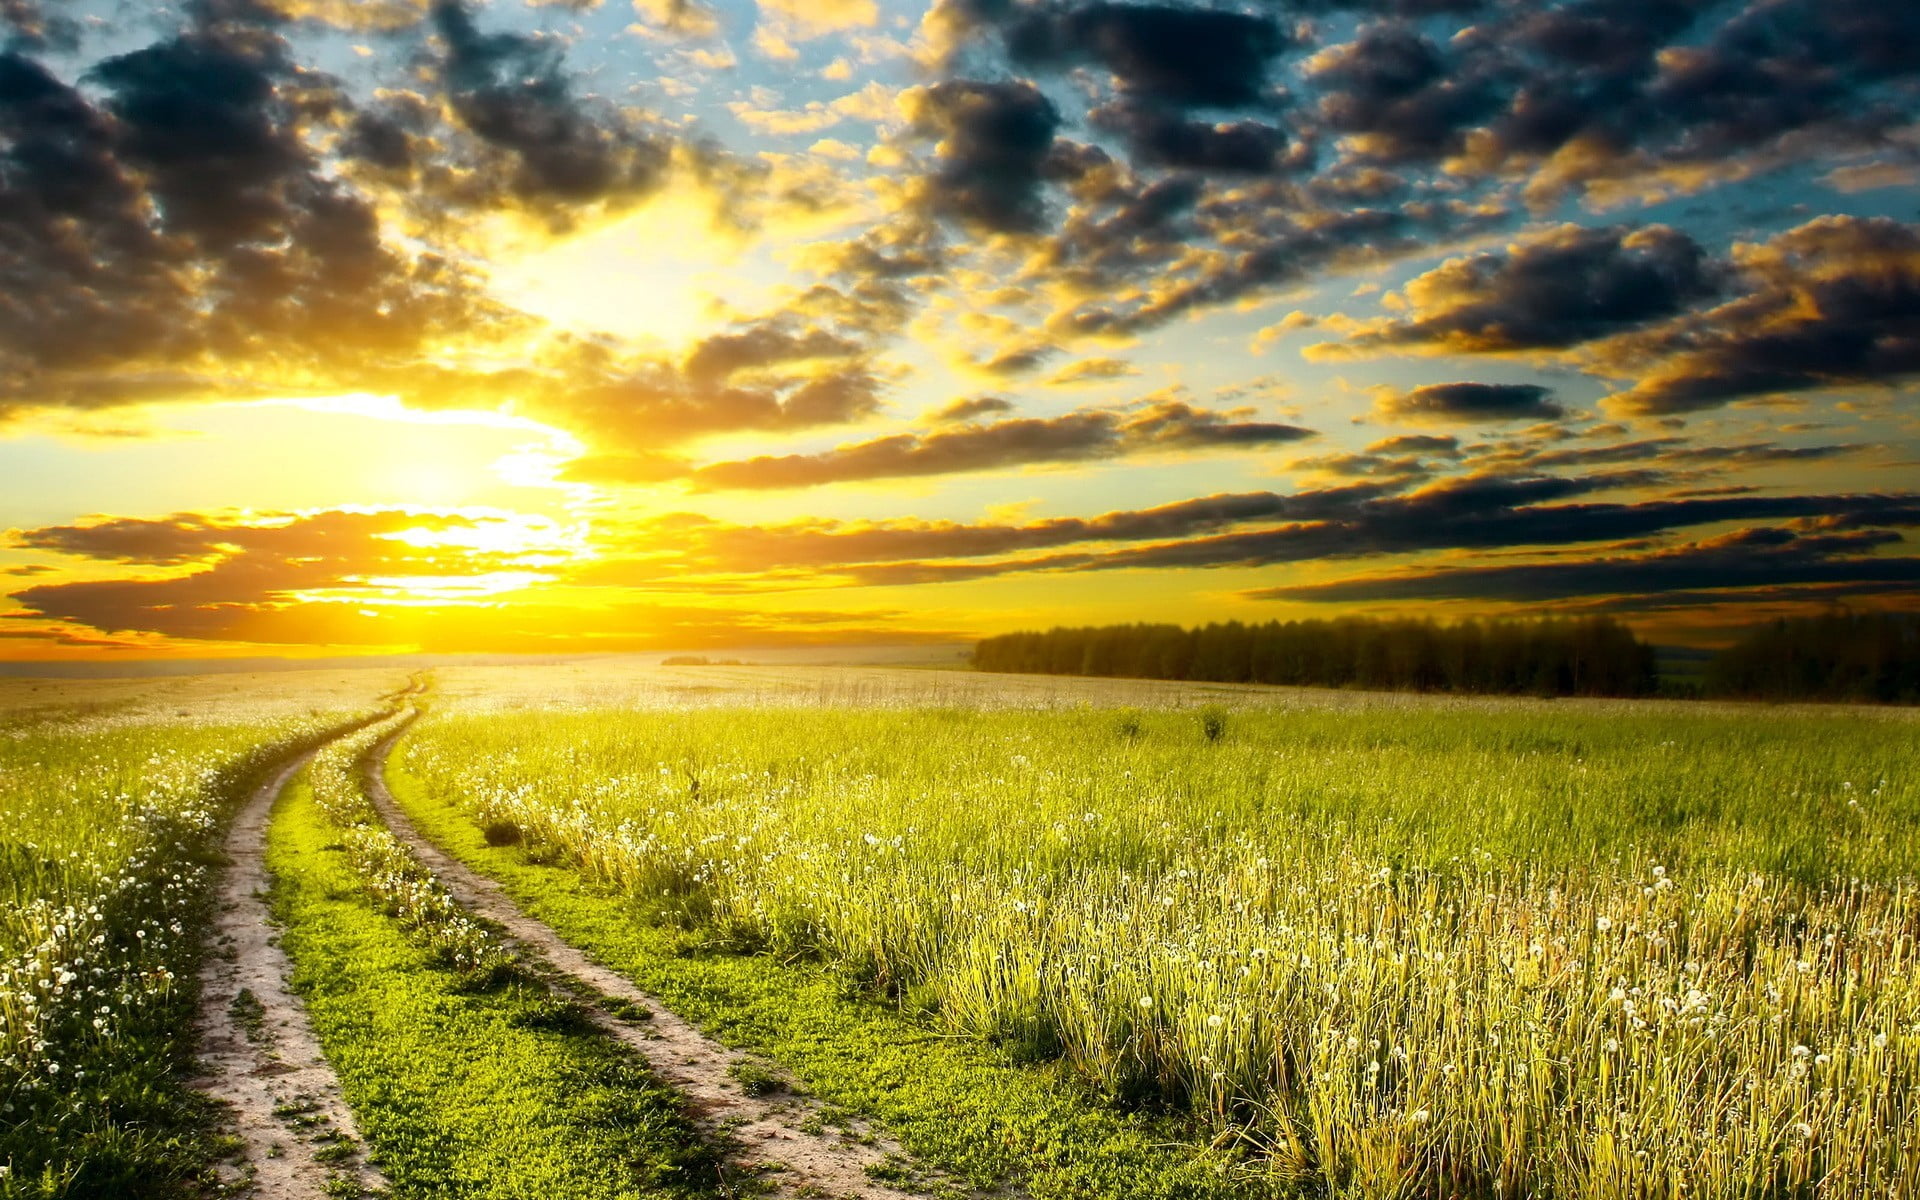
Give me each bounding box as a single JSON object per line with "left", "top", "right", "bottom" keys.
{"left": 684, "top": 400, "right": 1316, "bottom": 490}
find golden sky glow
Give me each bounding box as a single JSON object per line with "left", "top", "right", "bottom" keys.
{"left": 1, "top": 0, "right": 1918, "bottom": 662}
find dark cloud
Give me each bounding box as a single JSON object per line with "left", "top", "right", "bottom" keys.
{"left": 1, "top": 0, "right": 79, "bottom": 52}
{"left": 8, "top": 509, "right": 532, "bottom": 641}
{"left": 930, "top": 395, "right": 1016, "bottom": 422}
{"left": 1368, "top": 434, "right": 1461, "bottom": 455}
{"left": 7, "top": 513, "right": 952, "bottom": 648}
{"left": 907, "top": 79, "right": 1063, "bottom": 234}
{"left": 1519, "top": 439, "right": 1865, "bottom": 471}
{"left": 1055, "top": 481, "right": 1920, "bottom": 577}
{"left": 640, "top": 478, "right": 1920, "bottom": 599}
{"left": 0, "top": 15, "right": 502, "bottom": 414}
{"left": 14, "top": 510, "right": 493, "bottom": 567}
{"left": 1290, "top": 450, "right": 1434, "bottom": 479}
{"left": 683, "top": 322, "right": 863, "bottom": 385}
{"left": 976, "top": 341, "right": 1060, "bottom": 376}
{"left": 427, "top": 1, "right": 671, "bottom": 227}
{"left": 1324, "top": 225, "right": 1725, "bottom": 357}
{"left": 997, "top": 2, "right": 1289, "bottom": 111}
{"left": 686, "top": 400, "right": 1316, "bottom": 490}
{"left": 1045, "top": 188, "right": 1498, "bottom": 341}
{"left": 1309, "top": 23, "right": 1509, "bottom": 164}
{"left": 1601, "top": 216, "right": 1920, "bottom": 415}
{"left": 1257, "top": 525, "right": 1920, "bottom": 604}
{"left": 601, "top": 487, "right": 1390, "bottom": 577}
{"left": 1377, "top": 383, "right": 1566, "bottom": 424}
{"left": 547, "top": 358, "right": 886, "bottom": 476}
{"left": 1091, "top": 102, "right": 1297, "bottom": 174}
{"left": 1047, "top": 357, "right": 1137, "bottom": 385}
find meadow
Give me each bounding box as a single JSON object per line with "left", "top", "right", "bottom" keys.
{"left": 398, "top": 667, "right": 1920, "bottom": 1199}
{"left": 1, "top": 661, "right": 1915, "bottom": 1199}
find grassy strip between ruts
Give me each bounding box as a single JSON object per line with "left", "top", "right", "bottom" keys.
{"left": 265, "top": 771, "right": 730, "bottom": 1200}
{"left": 382, "top": 758, "right": 1282, "bottom": 1200}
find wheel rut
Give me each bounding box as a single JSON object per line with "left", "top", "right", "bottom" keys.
{"left": 192, "top": 743, "right": 392, "bottom": 1200}
{"left": 360, "top": 723, "right": 945, "bottom": 1200}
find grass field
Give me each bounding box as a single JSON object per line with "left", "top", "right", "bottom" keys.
{"left": 3, "top": 661, "right": 1916, "bottom": 1198}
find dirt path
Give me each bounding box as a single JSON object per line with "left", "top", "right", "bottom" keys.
{"left": 361, "top": 725, "right": 941, "bottom": 1200}
{"left": 193, "top": 748, "right": 391, "bottom": 1200}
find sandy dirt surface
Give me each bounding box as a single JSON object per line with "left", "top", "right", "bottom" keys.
{"left": 361, "top": 726, "right": 945, "bottom": 1200}
{"left": 193, "top": 750, "right": 391, "bottom": 1200}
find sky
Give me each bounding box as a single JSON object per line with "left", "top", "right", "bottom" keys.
{"left": 0, "top": 0, "right": 1916, "bottom": 660}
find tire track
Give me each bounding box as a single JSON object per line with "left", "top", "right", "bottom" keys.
{"left": 192, "top": 743, "right": 392, "bottom": 1200}
{"left": 360, "top": 721, "right": 946, "bottom": 1200}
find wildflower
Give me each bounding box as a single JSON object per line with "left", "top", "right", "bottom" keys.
{"left": 1138, "top": 996, "right": 1154, "bottom": 1010}
{"left": 1409, "top": 1109, "right": 1431, "bottom": 1124}
{"left": 1206, "top": 1014, "right": 1225, "bottom": 1029}
{"left": 1595, "top": 917, "right": 1613, "bottom": 933}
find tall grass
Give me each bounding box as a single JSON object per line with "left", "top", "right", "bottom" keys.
{"left": 401, "top": 700, "right": 1920, "bottom": 1198}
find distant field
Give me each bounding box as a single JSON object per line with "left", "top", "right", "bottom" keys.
{"left": 3, "top": 661, "right": 1916, "bottom": 1199}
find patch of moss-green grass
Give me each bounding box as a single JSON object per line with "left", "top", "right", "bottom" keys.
{"left": 266, "top": 776, "right": 730, "bottom": 1200}
{"left": 384, "top": 761, "right": 1280, "bottom": 1200}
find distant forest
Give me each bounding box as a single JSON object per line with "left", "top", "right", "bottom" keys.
{"left": 973, "top": 613, "right": 1920, "bottom": 703}
{"left": 1705, "top": 613, "right": 1920, "bottom": 703}
{"left": 973, "top": 617, "right": 1658, "bottom": 697}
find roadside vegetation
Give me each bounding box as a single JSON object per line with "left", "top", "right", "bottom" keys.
{"left": 0, "top": 703, "right": 375, "bottom": 1198}
{"left": 396, "top": 694, "right": 1920, "bottom": 1199}
{"left": 272, "top": 711, "right": 727, "bottom": 1199}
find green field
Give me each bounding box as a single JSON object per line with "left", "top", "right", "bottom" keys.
{"left": 2, "top": 663, "right": 1916, "bottom": 1198}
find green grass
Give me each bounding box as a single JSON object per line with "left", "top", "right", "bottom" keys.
{"left": 267, "top": 770, "right": 730, "bottom": 1200}
{"left": 395, "top": 698, "right": 1920, "bottom": 1199}
{"left": 0, "top": 706, "right": 381, "bottom": 1200}
{"left": 383, "top": 758, "right": 1284, "bottom": 1200}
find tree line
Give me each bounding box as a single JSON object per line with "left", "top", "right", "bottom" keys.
{"left": 1705, "top": 612, "right": 1920, "bottom": 703}
{"left": 972, "top": 617, "right": 1659, "bottom": 697}
{"left": 973, "top": 612, "right": 1920, "bottom": 703}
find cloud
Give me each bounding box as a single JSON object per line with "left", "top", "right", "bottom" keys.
{"left": 928, "top": 395, "right": 1015, "bottom": 422}
{"left": 995, "top": 2, "right": 1289, "bottom": 111}
{"left": 598, "top": 487, "right": 1381, "bottom": 577}
{"left": 758, "top": 0, "right": 877, "bottom": 38}
{"left": 1047, "top": 357, "right": 1137, "bottom": 385}
{"left": 626, "top": 474, "right": 1920, "bottom": 598}
{"left": 1599, "top": 216, "right": 1920, "bottom": 415}
{"left": 8, "top": 508, "right": 540, "bottom": 641}
{"left": 1090, "top": 102, "right": 1297, "bottom": 174}
{"left": 686, "top": 399, "right": 1316, "bottom": 489}
{"left": 1368, "top": 434, "right": 1460, "bottom": 456}
{"left": 1376, "top": 382, "right": 1567, "bottom": 423}
{"left": 905, "top": 78, "right": 1063, "bottom": 233}
{"left": 547, "top": 358, "right": 886, "bottom": 478}
{"left": 682, "top": 321, "right": 864, "bottom": 384}
{"left": 0, "top": 17, "right": 502, "bottom": 415}
{"left": 1255, "top": 525, "right": 1920, "bottom": 604}
{"left": 13, "top": 509, "right": 497, "bottom": 567}
{"left": 1317, "top": 224, "right": 1725, "bottom": 357}
{"left": 0, "top": 0, "right": 78, "bottom": 50}
{"left": 1308, "top": 22, "right": 1508, "bottom": 164}
{"left": 425, "top": 1, "right": 673, "bottom": 229}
